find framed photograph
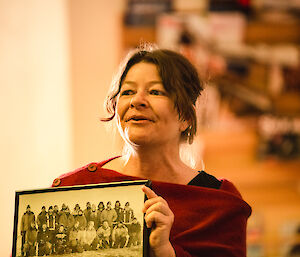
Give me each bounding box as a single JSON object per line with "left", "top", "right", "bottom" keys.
{"left": 12, "top": 180, "right": 150, "bottom": 257}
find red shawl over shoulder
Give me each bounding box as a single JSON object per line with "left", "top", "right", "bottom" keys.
{"left": 52, "top": 158, "right": 251, "bottom": 257}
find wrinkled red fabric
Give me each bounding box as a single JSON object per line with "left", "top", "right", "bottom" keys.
{"left": 52, "top": 158, "right": 251, "bottom": 257}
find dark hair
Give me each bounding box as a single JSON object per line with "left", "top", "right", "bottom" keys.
{"left": 102, "top": 46, "right": 203, "bottom": 143}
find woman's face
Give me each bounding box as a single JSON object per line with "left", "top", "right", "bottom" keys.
{"left": 117, "top": 62, "right": 187, "bottom": 147}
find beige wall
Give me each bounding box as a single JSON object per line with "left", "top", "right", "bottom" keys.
{"left": 0, "top": 0, "right": 71, "bottom": 254}
{"left": 0, "top": 1, "right": 124, "bottom": 255}
{"left": 69, "top": 0, "right": 124, "bottom": 168}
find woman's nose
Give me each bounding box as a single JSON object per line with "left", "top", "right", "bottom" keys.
{"left": 130, "top": 91, "right": 148, "bottom": 108}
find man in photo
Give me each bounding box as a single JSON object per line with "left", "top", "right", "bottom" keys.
{"left": 20, "top": 205, "right": 35, "bottom": 256}
{"left": 100, "top": 201, "right": 117, "bottom": 228}
{"left": 96, "top": 220, "right": 111, "bottom": 249}
{"left": 37, "top": 223, "right": 51, "bottom": 256}
{"left": 55, "top": 224, "right": 68, "bottom": 254}
{"left": 128, "top": 217, "right": 142, "bottom": 247}
{"left": 74, "top": 209, "right": 87, "bottom": 230}
{"left": 23, "top": 221, "right": 37, "bottom": 257}
{"left": 83, "top": 221, "right": 98, "bottom": 251}
{"left": 112, "top": 222, "right": 129, "bottom": 248}
{"left": 58, "top": 206, "right": 75, "bottom": 234}
{"left": 36, "top": 206, "right": 47, "bottom": 230}
{"left": 46, "top": 206, "right": 56, "bottom": 245}
{"left": 68, "top": 220, "right": 84, "bottom": 253}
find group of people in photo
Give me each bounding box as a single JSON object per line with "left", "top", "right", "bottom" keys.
{"left": 20, "top": 200, "right": 142, "bottom": 256}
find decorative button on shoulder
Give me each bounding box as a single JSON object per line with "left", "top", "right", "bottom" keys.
{"left": 53, "top": 178, "right": 61, "bottom": 187}
{"left": 87, "top": 163, "right": 97, "bottom": 172}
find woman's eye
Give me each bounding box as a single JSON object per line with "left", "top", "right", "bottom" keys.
{"left": 150, "top": 90, "right": 165, "bottom": 96}
{"left": 120, "top": 90, "right": 134, "bottom": 96}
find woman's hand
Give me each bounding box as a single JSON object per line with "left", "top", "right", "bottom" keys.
{"left": 142, "top": 186, "right": 176, "bottom": 257}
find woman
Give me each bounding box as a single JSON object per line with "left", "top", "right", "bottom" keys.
{"left": 52, "top": 46, "right": 251, "bottom": 257}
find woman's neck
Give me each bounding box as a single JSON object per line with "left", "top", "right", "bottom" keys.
{"left": 119, "top": 143, "right": 197, "bottom": 184}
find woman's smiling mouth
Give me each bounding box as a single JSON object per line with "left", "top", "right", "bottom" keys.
{"left": 125, "top": 116, "right": 155, "bottom": 126}
{"left": 126, "top": 115, "right": 154, "bottom": 123}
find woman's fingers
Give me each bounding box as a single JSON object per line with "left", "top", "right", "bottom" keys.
{"left": 141, "top": 186, "right": 175, "bottom": 255}
{"left": 144, "top": 209, "right": 171, "bottom": 228}
{"left": 142, "top": 186, "right": 170, "bottom": 212}
{"left": 143, "top": 196, "right": 169, "bottom": 213}
{"left": 142, "top": 186, "right": 174, "bottom": 228}
{"left": 145, "top": 200, "right": 172, "bottom": 217}
{"left": 142, "top": 185, "right": 157, "bottom": 199}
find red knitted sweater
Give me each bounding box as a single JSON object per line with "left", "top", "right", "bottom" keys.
{"left": 52, "top": 158, "right": 251, "bottom": 257}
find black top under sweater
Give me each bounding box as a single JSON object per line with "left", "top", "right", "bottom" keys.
{"left": 188, "top": 171, "right": 221, "bottom": 189}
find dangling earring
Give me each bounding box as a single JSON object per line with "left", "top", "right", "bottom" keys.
{"left": 187, "top": 126, "right": 192, "bottom": 144}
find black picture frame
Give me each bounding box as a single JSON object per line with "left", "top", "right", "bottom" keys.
{"left": 13, "top": 180, "right": 150, "bottom": 257}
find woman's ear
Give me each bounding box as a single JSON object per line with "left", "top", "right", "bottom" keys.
{"left": 179, "top": 119, "right": 190, "bottom": 133}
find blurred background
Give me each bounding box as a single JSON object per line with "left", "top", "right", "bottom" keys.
{"left": 1, "top": 0, "right": 300, "bottom": 256}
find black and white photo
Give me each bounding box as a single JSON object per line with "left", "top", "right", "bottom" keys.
{"left": 13, "top": 180, "right": 149, "bottom": 257}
